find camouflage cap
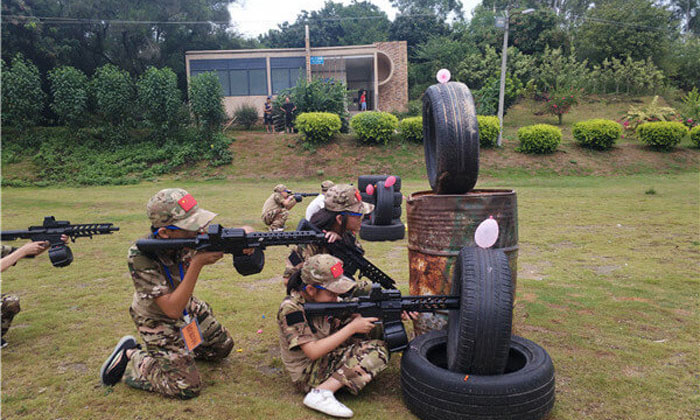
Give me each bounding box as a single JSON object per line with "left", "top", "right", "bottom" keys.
{"left": 147, "top": 188, "right": 217, "bottom": 231}
{"left": 274, "top": 184, "right": 290, "bottom": 193}
{"left": 324, "top": 184, "right": 373, "bottom": 214}
{"left": 301, "top": 254, "right": 355, "bottom": 294}
{"left": 320, "top": 180, "right": 335, "bottom": 193}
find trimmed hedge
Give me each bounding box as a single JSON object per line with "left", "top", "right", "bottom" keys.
{"left": 350, "top": 111, "right": 399, "bottom": 144}
{"left": 690, "top": 126, "right": 700, "bottom": 148}
{"left": 295, "top": 112, "right": 342, "bottom": 144}
{"left": 572, "top": 119, "right": 622, "bottom": 150}
{"left": 398, "top": 116, "right": 422, "bottom": 143}
{"left": 636, "top": 121, "right": 688, "bottom": 151}
{"left": 516, "top": 124, "right": 562, "bottom": 154}
{"left": 477, "top": 115, "right": 500, "bottom": 148}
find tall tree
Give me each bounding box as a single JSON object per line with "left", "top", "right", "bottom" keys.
{"left": 390, "top": 0, "right": 464, "bottom": 20}
{"left": 389, "top": 13, "right": 450, "bottom": 51}
{"left": 259, "top": 1, "right": 391, "bottom": 48}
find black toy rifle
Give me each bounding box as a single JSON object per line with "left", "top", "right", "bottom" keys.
{"left": 1, "top": 216, "right": 119, "bottom": 267}
{"left": 135, "top": 221, "right": 396, "bottom": 289}
{"left": 292, "top": 192, "right": 319, "bottom": 202}
{"left": 304, "top": 284, "right": 459, "bottom": 352}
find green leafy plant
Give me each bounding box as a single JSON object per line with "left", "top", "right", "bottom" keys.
{"left": 189, "top": 71, "right": 226, "bottom": 137}
{"left": 1, "top": 55, "right": 45, "bottom": 128}
{"left": 136, "top": 66, "right": 182, "bottom": 134}
{"left": 690, "top": 126, "right": 700, "bottom": 148}
{"left": 295, "top": 112, "right": 342, "bottom": 144}
{"left": 398, "top": 116, "right": 423, "bottom": 143}
{"left": 350, "top": 111, "right": 399, "bottom": 145}
{"left": 620, "top": 96, "right": 678, "bottom": 132}
{"left": 92, "top": 64, "right": 135, "bottom": 126}
{"left": 205, "top": 132, "right": 234, "bottom": 166}
{"left": 572, "top": 119, "right": 622, "bottom": 150}
{"left": 233, "top": 104, "right": 259, "bottom": 130}
{"left": 473, "top": 75, "right": 523, "bottom": 116}
{"left": 516, "top": 124, "right": 562, "bottom": 154}
{"left": 48, "top": 66, "right": 89, "bottom": 127}
{"left": 276, "top": 77, "right": 349, "bottom": 131}
{"left": 543, "top": 90, "right": 579, "bottom": 125}
{"left": 477, "top": 116, "right": 500, "bottom": 148}
{"left": 680, "top": 88, "right": 700, "bottom": 128}
{"left": 636, "top": 121, "right": 688, "bottom": 151}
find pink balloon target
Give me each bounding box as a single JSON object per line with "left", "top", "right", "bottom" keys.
{"left": 474, "top": 216, "right": 499, "bottom": 248}
{"left": 365, "top": 184, "right": 375, "bottom": 195}
{"left": 385, "top": 175, "right": 396, "bottom": 188}
{"left": 436, "top": 69, "right": 451, "bottom": 84}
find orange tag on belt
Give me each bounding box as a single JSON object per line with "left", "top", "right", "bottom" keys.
{"left": 181, "top": 319, "right": 203, "bottom": 352}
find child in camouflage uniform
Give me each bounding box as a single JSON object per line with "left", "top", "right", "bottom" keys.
{"left": 278, "top": 254, "right": 389, "bottom": 418}
{"left": 100, "top": 188, "right": 249, "bottom": 399}
{"left": 261, "top": 184, "right": 298, "bottom": 231}
{"left": 1, "top": 237, "right": 68, "bottom": 347}
{"left": 283, "top": 184, "right": 373, "bottom": 297}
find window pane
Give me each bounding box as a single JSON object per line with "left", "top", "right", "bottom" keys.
{"left": 229, "top": 70, "right": 248, "bottom": 96}
{"left": 289, "top": 68, "right": 301, "bottom": 88}
{"left": 249, "top": 69, "right": 267, "bottom": 95}
{"left": 271, "top": 69, "right": 289, "bottom": 94}
{"left": 216, "top": 70, "right": 230, "bottom": 96}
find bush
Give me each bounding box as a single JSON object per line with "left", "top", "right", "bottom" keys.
{"left": 295, "top": 112, "right": 342, "bottom": 144}
{"left": 350, "top": 111, "right": 399, "bottom": 145}
{"left": 1, "top": 54, "right": 45, "bottom": 128}
{"left": 189, "top": 71, "right": 226, "bottom": 136}
{"left": 136, "top": 66, "right": 182, "bottom": 133}
{"left": 92, "top": 64, "right": 135, "bottom": 126}
{"left": 398, "top": 116, "right": 422, "bottom": 143}
{"left": 473, "top": 75, "right": 523, "bottom": 116}
{"left": 276, "top": 77, "right": 349, "bottom": 131}
{"left": 636, "top": 121, "right": 688, "bottom": 151}
{"left": 572, "top": 119, "right": 622, "bottom": 150}
{"left": 477, "top": 116, "right": 500, "bottom": 148}
{"left": 620, "top": 96, "right": 678, "bottom": 132}
{"left": 206, "top": 132, "right": 234, "bottom": 166}
{"left": 517, "top": 124, "right": 562, "bottom": 154}
{"left": 233, "top": 104, "right": 259, "bottom": 129}
{"left": 543, "top": 90, "right": 579, "bottom": 125}
{"left": 690, "top": 126, "right": 700, "bottom": 148}
{"left": 679, "top": 88, "right": 700, "bottom": 128}
{"left": 48, "top": 66, "right": 89, "bottom": 127}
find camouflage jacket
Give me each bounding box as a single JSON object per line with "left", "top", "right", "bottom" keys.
{"left": 261, "top": 192, "right": 284, "bottom": 217}
{"left": 1, "top": 245, "right": 18, "bottom": 258}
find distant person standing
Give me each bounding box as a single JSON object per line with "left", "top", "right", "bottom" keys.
{"left": 360, "top": 90, "right": 367, "bottom": 112}
{"left": 305, "top": 180, "right": 335, "bottom": 221}
{"left": 264, "top": 96, "right": 275, "bottom": 134}
{"left": 282, "top": 97, "right": 297, "bottom": 134}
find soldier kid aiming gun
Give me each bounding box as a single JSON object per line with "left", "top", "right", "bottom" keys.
{"left": 1, "top": 216, "right": 119, "bottom": 267}
{"left": 135, "top": 220, "right": 396, "bottom": 290}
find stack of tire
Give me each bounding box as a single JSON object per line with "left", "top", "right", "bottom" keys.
{"left": 399, "top": 81, "right": 555, "bottom": 420}
{"left": 357, "top": 175, "right": 405, "bottom": 242}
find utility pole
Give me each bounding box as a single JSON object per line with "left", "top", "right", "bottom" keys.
{"left": 496, "top": 8, "right": 510, "bottom": 147}
{"left": 305, "top": 24, "right": 311, "bottom": 82}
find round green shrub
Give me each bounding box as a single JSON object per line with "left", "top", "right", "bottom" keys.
{"left": 690, "top": 126, "right": 700, "bottom": 148}
{"left": 48, "top": 66, "right": 89, "bottom": 127}
{"left": 233, "top": 104, "right": 259, "bottom": 130}
{"left": 2, "top": 54, "right": 45, "bottom": 128}
{"left": 93, "top": 64, "right": 135, "bottom": 125}
{"left": 516, "top": 124, "right": 562, "bottom": 154}
{"left": 189, "top": 71, "right": 226, "bottom": 135}
{"left": 136, "top": 66, "right": 182, "bottom": 132}
{"left": 350, "top": 111, "right": 399, "bottom": 145}
{"left": 295, "top": 112, "right": 342, "bottom": 144}
{"left": 636, "top": 121, "right": 688, "bottom": 151}
{"left": 398, "top": 116, "right": 422, "bottom": 143}
{"left": 572, "top": 119, "right": 622, "bottom": 150}
{"left": 477, "top": 116, "right": 500, "bottom": 148}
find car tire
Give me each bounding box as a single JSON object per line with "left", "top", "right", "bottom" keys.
{"left": 361, "top": 192, "right": 402, "bottom": 207}
{"left": 392, "top": 205, "right": 402, "bottom": 220}
{"left": 370, "top": 181, "right": 394, "bottom": 226}
{"left": 358, "top": 175, "right": 402, "bottom": 192}
{"left": 401, "top": 331, "right": 555, "bottom": 420}
{"left": 359, "top": 220, "right": 405, "bottom": 241}
{"left": 447, "top": 247, "right": 513, "bottom": 374}
{"left": 423, "top": 82, "right": 479, "bottom": 194}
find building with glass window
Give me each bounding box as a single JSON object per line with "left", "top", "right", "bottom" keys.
{"left": 185, "top": 41, "right": 407, "bottom": 118}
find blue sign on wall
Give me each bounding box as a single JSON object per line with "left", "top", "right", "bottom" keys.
{"left": 310, "top": 56, "right": 324, "bottom": 65}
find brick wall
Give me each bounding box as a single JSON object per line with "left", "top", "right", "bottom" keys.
{"left": 376, "top": 41, "right": 408, "bottom": 112}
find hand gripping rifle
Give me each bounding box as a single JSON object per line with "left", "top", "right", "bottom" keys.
{"left": 1, "top": 216, "right": 120, "bottom": 267}
{"left": 292, "top": 192, "right": 319, "bottom": 202}
{"left": 135, "top": 221, "right": 396, "bottom": 289}
{"left": 304, "top": 284, "right": 459, "bottom": 352}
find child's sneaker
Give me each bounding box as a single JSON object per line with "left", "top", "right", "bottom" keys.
{"left": 100, "top": 336, "right": 138, "bottom": 386}
{"left": 303, "top": 388, "right": 353, "bottom": 418}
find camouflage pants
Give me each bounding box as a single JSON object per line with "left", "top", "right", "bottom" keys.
{"left": 262, "top": 209, "right": 289, "bottom": 230}
{"left": 1, "top": 294, "right": 21, "bottom": 338}
{"left": 125, "top": 296, "right": 233, "bottom": 399}
{"left": 298, "top": 339, "right": 389, "bottom": 395}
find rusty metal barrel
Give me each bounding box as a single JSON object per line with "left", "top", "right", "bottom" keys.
{"left": 407, "top": 189, "right": 518, "bottom": 335}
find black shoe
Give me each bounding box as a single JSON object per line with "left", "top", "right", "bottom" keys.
{"left": 1, "top": 338, "right": 7, "bottom": 349}
{"left": 100, "top": 335, "right": 138, "bottom": 386}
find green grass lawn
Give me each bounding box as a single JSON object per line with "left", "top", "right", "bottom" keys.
{"left": 1, "top": 173, "right": 698, "bottom": 419}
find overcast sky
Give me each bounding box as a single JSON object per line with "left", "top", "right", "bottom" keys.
{"left": 229, "top": 0, "right": 482, "bottom": 38}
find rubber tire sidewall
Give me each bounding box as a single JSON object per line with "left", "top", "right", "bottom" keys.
{"left": 371, "top": 181, "right": 394, "bottom": 225}
{"left": 359, "top": 220, "right": 405, "bottom": 241}
{"left": 358, "top": 175, "right": 402, "bottom": 192}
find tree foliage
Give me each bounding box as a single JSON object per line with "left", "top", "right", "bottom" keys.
{"left": 1, "top": 54, "right": 45, "bottom": 128}
{"left": 92, "top": 64, "right": 135, "bottom": 125}
{"left": 136, "top": 66, "right": 183, "bottom": 134}
{"left": 189, "top": 71, "right": 226, "bottom": 136}
{"left": 48, "top": 65, "right": 89, "bottom": 126}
